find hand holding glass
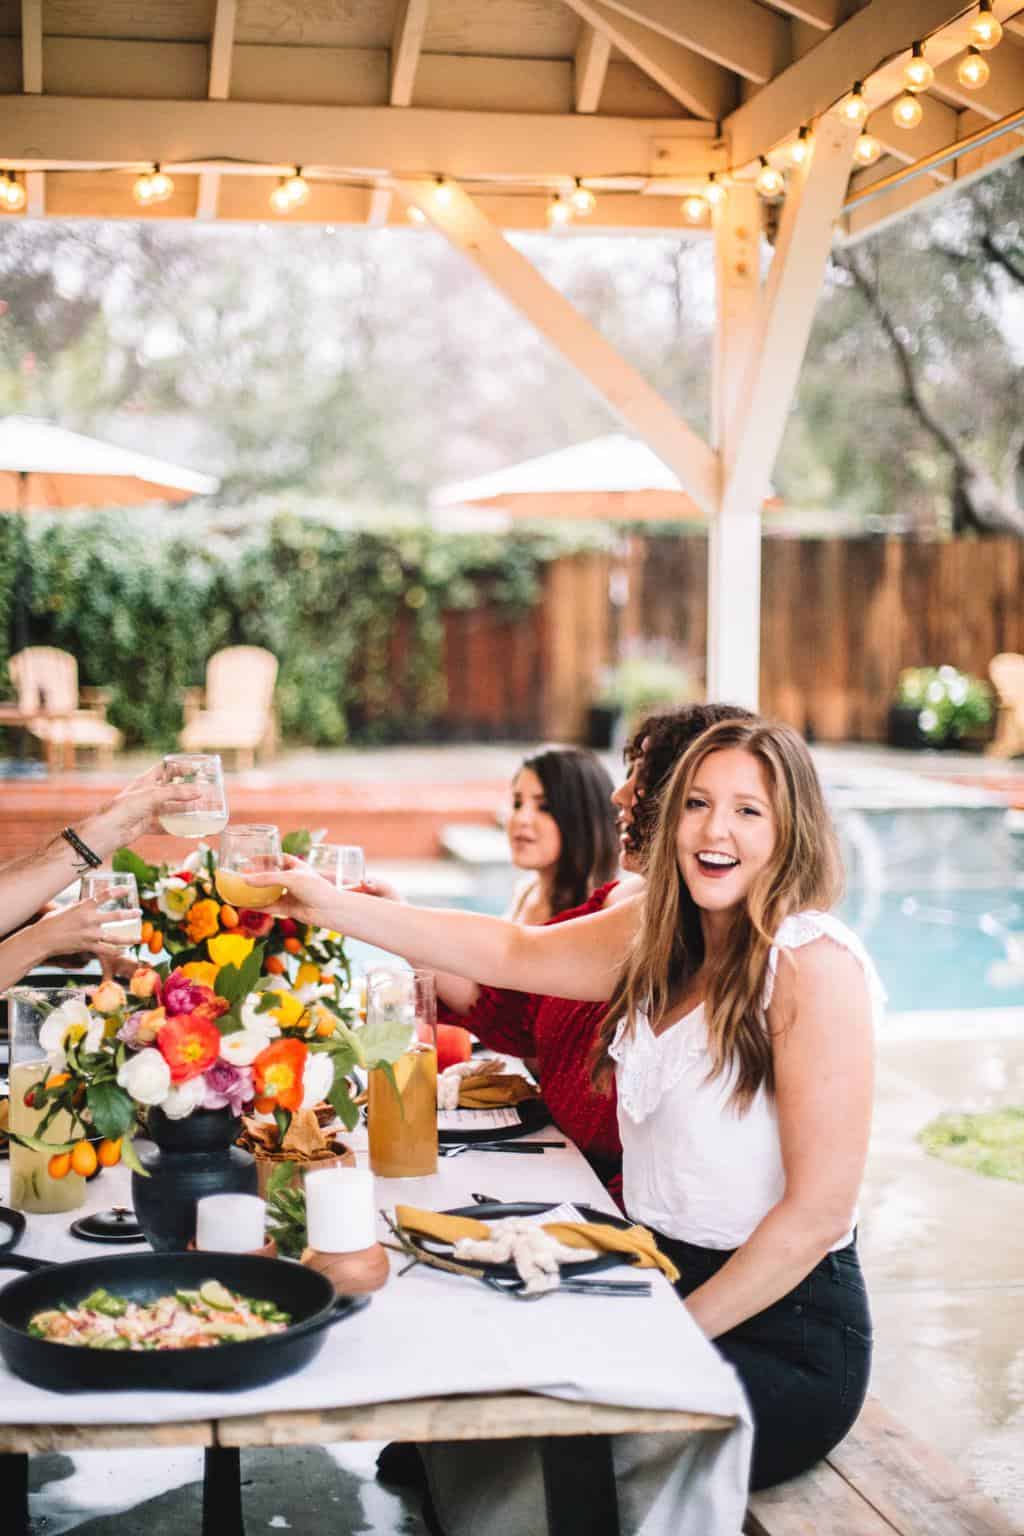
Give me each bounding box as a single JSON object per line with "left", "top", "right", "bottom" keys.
{"left": 366, "top": 970, "right": 438, "bottom": 1178}
{"left": 83, "top": 870, "right": 142, "bottom": 943}
{"left": 160, "top": 753, "right": 228, "bottom": 839}
{"left": 308, "top": 844, "right": 365, "bottom": 889}
{"left": 215, "top": 825, "right": 286, "bottom": 908}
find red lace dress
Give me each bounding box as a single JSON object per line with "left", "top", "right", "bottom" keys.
{"left": 437, "top": 881, "right": 623, "bottom": 1200}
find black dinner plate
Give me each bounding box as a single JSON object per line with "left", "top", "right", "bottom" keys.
{"left": 426, "top": 1199, "right": 633, "bottom": 1281}
{"left": 437, "top": 1095, "right": 552, "bottom": 1145}
{"left": 0, "top": 1204, "right": 26, "bottom": 1254}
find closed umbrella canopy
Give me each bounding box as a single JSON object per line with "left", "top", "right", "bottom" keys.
{"left": 0, "top": 416, "right": 219, "bottom": 511}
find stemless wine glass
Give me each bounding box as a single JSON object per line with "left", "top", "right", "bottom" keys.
{"left": 83, "top": 870, "right": 142, "bottom": 943}
{"left": 366, "top": 969, "right": 438, "bottom": 1178}
{"left": 308, "top": 844, "right": 365, "bottom": 889}
{"left": 215, "top": 824, "right": 286, "bottom": 909}
{"left": 160, "top": 753, "right": 228, "bottom": 839}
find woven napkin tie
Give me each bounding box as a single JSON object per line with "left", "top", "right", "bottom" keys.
{"left": 437, "top": 1056, "right": 542, "bottom": 1111}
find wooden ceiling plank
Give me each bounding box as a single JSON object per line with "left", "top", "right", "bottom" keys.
{"left": 391, "top": 0, "right": 430, "bottom": 108}
{"left": 392, "top": 177, "right": 720, "bottom": 515}
{"left": 724, "top": 0, "right": 989, "bottom": 167}
{"left": 557, "top": 0, "right": 737, "bottom": 118}
{"left": 762, "top": 0, "right": 841, "bottom": 29}
{"left": 867, "top": 93, "right": 958, "bottom": 180}
{"left": 21, "top": 0, "right": 42, "bottom": 93}
{"left": 599, "top": 0, "right": 788, "bottom": 84}
{"left": 1, "top": 95, "right": 716, "bottom": 180}
{"left": 575, "top": 23, "right": 611, "bottom": 113}
{"left": 931, "top": 40, "right": 1024, "bottom": 121}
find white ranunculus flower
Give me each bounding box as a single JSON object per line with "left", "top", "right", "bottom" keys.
{"left": 294, "top": 981, "right": 331, "bottom": 1006}
{"left": 39, "top": 999, "right": 104, "bottom": 1069}
{"left": 300, "top": 1051, "right": 335, "bottom": 1110}
{"left": 160, "top": 1076, "right": 207, "bottom": 1120}
{"left": 239, "top": 994, "right": 284, "bottom": 1033}
{"left": 117, "top": 1047, "right": 171, "bottom": 1106}
{"left": 155, "top": 877, "right": 197, "bottom": 920}
{"left": 220, "top": 1025, "right": 279, "bottom": 1067}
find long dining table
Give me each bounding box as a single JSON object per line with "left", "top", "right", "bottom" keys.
{"left": 0, "top": 1120, "right": 752, "bottom": 1536}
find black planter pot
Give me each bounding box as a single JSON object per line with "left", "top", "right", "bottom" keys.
{"left": 585, "top": 705, "right": 621, "bottom": 751}
{"left": 887, "top": 702, "right": 932, "bottom": 750}
{"left": 131, "top": 1107, "right": 257, "bottom": 1253}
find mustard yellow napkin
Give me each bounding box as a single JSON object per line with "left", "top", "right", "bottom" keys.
{"left": 394, "top": 1206, "right": 679, "bottom": 1283}
{"left": 457, "top": 1072, "right": 541, "bottom": 1109}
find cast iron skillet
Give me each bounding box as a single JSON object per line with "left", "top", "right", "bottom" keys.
{"left": 0, "top": 1248, "right": 367, "bottom": 1393}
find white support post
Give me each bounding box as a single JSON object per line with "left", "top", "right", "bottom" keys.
{"left": 392, "top": 178, "right": 720, "bottom": 517}
{"left": 198, "top": 0, "right": 237, "bottom": 220}
{"left": 707, "top": 184, "right": 761, "bottom": 708}
{"left": 707, "top": 116, "right": 857, "bottom": 709}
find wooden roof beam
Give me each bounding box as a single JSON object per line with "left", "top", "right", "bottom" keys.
{"left": 557, "top": 0, "right": 737, "bottom": 119}
{"left": 724, "top": 0, "right": 995, "bottom": 168}
{"left": 20, "top": 0, "right": 44, "bottom": 215}
{"left": 198, "top": 1, "right": 237, "bottom": 220}
{"left": 762, "top": 0, "right": 842, "bottom": 29}
{"left": 392, "top": 178, "right": 720, "bottom": 516}
{"left": 391, "top": 0, "right": 430, "bottom": 108}
{"left": 866, "top": 93, "right": 958, "bottom": 180}
{"left": 599, "top": 0, "right": 790, "bottom": 84}
{"left": 574, "top": 24, "right": 611, "bottom": 112}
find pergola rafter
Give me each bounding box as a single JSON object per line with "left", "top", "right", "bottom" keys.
{"left": 2, "top": 0, "right": 1023, "bottom": 707}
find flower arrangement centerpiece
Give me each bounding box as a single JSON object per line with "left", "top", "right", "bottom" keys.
{"left": 894, "top": 665, "right": 994, "bottom": 747}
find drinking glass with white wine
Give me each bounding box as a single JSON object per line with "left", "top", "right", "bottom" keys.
{"left": 215, "top": 824, "right": 287, "bottom": 909}
{"left": 159, "top": 753, "right": 228, "bottom": 839}
{"left": 307, "top": 843, "right": 365, "bottom": 889}
{"left": 83, "top": 870, "right": 142, "bottom": 943}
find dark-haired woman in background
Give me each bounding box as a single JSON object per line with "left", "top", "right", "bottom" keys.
{"left": 503, "top": 745, "right": 618, "bottom": 924}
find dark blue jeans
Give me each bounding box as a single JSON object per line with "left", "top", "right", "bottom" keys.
{"left": 658, "top": 1232, "right": 873, "bottom": 1490}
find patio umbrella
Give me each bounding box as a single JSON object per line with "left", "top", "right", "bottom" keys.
{"left": 0, "top": 416, "right": 219, "bottom": 648}
{"left": 431, "top": 433, "right": 782, "bottom": 524}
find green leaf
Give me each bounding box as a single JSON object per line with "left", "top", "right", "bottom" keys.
{"left": 357, "top": 1012, "right": 415, "bottom": 1066}
{"left": 265, "top": 1161, "right": 297, "bottom": 1199}
{"left": 328, "top": 1076, "right": 359, "bottom": 1131}
{"left": 86, "top": 1080, "right": 137, "bottom": 1141}
{"left": 112, "top": 848, "right": 159, "bottom": 888}
{"left": 273, "top": 1105, "right": 292, "bottom": 1142}
{"left": 255, "top": 991, "right": 279, "bottom": 1013}
{"left": 5, "top": 1130, "right": 77, "bottom": 1154}
{"left": 282, "top": 829, "right": 312, "bottom": 858}
{"left": 119, "top": 1132, "right": 148, "bottom": 1178}
{"left": 377, "top": 1059, "right": 404, "bottom": 1120}
{"left": 216, "top": 943, "right": 266, "bottom": 1006}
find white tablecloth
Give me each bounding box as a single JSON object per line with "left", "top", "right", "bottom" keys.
{"left": 0, "top": 1128, "right": 752, "bottom": 1534}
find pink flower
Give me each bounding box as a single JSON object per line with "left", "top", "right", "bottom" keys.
{"left": 235, "top": 909, "right": 274, "bottom": 939}
{"left": 201, "top": 1060, "right": 254, "bottom": 1117}
{"left": 164, "top": 969, "right": 216, "bottom": 1018}
{"left": 129, "top": 966, "right": 162, "bottom": 1002}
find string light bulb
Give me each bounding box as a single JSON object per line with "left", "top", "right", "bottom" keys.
{"left": 892, "top": 91, "right": 924, "bottom": 129}
{"left": 969, "top": 0, "right": 1003, "bottom": 49}
{"left": 840, "top": 82, "right": 869, "bottom": 127}
{"left": 957, "top": 44, "right": 991, "bottom": 87}
{"left": 681, "top": 193, "right": 707, "bottom": 224}
{"left": 853, "top": 131, "right": 882, "bottom": 167}
{"left": 546, "top": 193, "right": 572, "bottom": 228}
{"left": 406, "top": 203, "right": 427, "bottom": 223}
{"left": 133, "top": 169, "right": 155, "bottom": 205}
{"left": 789, "top": 126, "right": 812, "bottom": 166}
{"left": 433, "top": 177, "right": 454, "bottom": 207}
{"left": 903, "top": 42, "right": 934, "bottom": 92}
{"left": 280, "top": 168, "right": 309, "bottom": 208}
{"left": 570, "top": 179, "right": 596, "bottom": 216}
{"left": 704, "top": 172, "right": 726, "bottom": 207}
{"left": 755, "top": 156, "right": 785, "bottom": 200}
{"left": 270, "top": 178, "right": 297, "bottom": 214}
{"left": 2, "top": 172, "right": 26, "bottom": 212}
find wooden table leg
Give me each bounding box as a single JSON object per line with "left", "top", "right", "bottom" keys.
{"left": 202, "top": 1446, "right": 244, "bottom": 1536}
{"left": 541, "top": 1435, "right": 620, "bottom": 1536}
{"left": 0, "top": 1452, "right": 29, "bottom": 1536}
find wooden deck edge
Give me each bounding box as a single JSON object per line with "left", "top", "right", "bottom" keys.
{"left": 0, "top": 1420, "right": 215, "bottom": 1453}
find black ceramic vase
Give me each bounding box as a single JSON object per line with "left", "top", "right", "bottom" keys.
{"left": 131, "top": 1106, "right": 258, "bottom": 1253}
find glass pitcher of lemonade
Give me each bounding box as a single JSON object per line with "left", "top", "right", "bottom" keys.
{"left": 366, "top": 970, "right": 438, "bottom": 1178}
{"left": 6, "top": 988, "right": 89, "bottom": 1214}
{"left": 215, "top": 824, "right": 286, "bottom": 908}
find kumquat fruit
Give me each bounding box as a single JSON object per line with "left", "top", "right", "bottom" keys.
{"left": 47, "top": 1151, "right": 72, "bottom": 1180}
{"left": 97, "top": 1138, "right": 123, "bottom": 1167}
{"left": 264, "top": 954, "right": 286, "bottom": 975}
{"left": 220, "top": 904, "right": 239, "bottom": 929}
{"left": 70, "top": 1140, "right": 99, "bottom": 1178}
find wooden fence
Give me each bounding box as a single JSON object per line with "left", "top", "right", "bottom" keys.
{"left": 449, "top": 535, "right": 1023, "bottom": 745}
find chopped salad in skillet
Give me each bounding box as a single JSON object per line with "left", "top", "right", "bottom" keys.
{"left": 28, "top": 1279, "right": 291, "bottom": 1350}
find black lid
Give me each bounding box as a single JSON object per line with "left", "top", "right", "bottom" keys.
{"left": 70, "top": 1206, "right": 145, "bottom": 1244}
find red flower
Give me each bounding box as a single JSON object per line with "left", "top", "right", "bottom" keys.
{"left": 252, "top": 1037, "right": 308, "bottom": 1113}
{"left": 278, "top": 918, "right": 298, "bottom": 938}
{"left": 158, "top": 1013, "right": 222, "bottom": 1083}
{"left": 236, "top": 909, "right": 275, "bottom": 939}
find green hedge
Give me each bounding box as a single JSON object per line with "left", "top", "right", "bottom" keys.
{"left": 0, "top": 511, "right": 590, "bottom": 748}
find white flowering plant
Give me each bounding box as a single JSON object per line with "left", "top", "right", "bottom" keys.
{"left": 895, "top": 665, "right": 993, "bottom": 746}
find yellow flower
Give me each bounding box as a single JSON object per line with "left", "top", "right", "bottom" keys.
{"left": 185, "top": 898, "right": 220, "bottom": 945}
{"left": 268, "top": 990, "right": 306, "bottom": 1030}
{"left": 181, "top": 961, "right": 219, "bottom": 990}
{"left": 295, "top": 962, "right": 321, "bottom": 990}
{"left": 207, "top": 933, "right": 255, "bottom": 969}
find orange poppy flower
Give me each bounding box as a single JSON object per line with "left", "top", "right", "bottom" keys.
{"left": 157, "top": 1012, "right": 222, "bottom": 1083}
{"left": 252, "top": 1037, "right": 308, "bottom": 1113}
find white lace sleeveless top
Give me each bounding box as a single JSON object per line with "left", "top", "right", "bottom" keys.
{"left": 608, "top": 910, "right": 884, "bottom": 1251}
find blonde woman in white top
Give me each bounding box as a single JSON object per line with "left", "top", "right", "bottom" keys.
{"left": 247, "top": 718, "right": 878, "bottom": 1494}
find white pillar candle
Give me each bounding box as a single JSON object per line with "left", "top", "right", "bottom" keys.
{"left": 305, "top": 1166, "right": 377, "bottom": 1253}
{"left": 195, "top": 1193, "right": 266, "bottom": 1253}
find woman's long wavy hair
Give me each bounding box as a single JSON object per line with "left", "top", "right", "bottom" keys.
{"left": 591, "top": 719, "right": 843, "bottom": 1108}
{"left": 518, "top": 745, "right": 619, "bottom": 916}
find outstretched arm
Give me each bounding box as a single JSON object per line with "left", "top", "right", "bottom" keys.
{"left": 0, "top": 898, "right": 141, "bottom": 992}
{"left": 247, "top": 857, "right": 640, "bottom": 1002}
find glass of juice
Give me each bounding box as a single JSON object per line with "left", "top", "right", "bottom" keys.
{"left": 366, "top": 970, "right": 438, "bottom": 1178}
{"left": 6, "top": 988, "right": 89, "bottom": 1214}
{"left": 308, "top": 843, "right": 365, "bottom": 889}
{"left": 215, "top": 824, "right": 286, "bottom": 908}
{"left": 83, "top": 869, "right": 142, "bottom": 943}
{"left": 159, "top": 753, "right": 228, "bottom": 839}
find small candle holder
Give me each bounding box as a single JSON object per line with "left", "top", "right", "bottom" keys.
{"left": 301, "top": 1165, "right": 388, "bottom": 1294}
{"left": 188, "top": 1236, "right": 278, "bottom": 1259}
{"left": 301, "top": 1242, "right": 389, "bottom": 1295}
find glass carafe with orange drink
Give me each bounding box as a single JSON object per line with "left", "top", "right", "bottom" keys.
{"left": 366, "top": 970, "right": 438, "bottom": 1178}
{"left": 6, "top": 988, "right": 88, "bottom": 1214}
{"left": 215, "top": 825, "right": 287, "bottom": 909}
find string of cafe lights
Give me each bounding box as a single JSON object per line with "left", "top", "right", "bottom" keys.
{"left": 0, "top": 3, "right": 1009, "bottom": 227}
